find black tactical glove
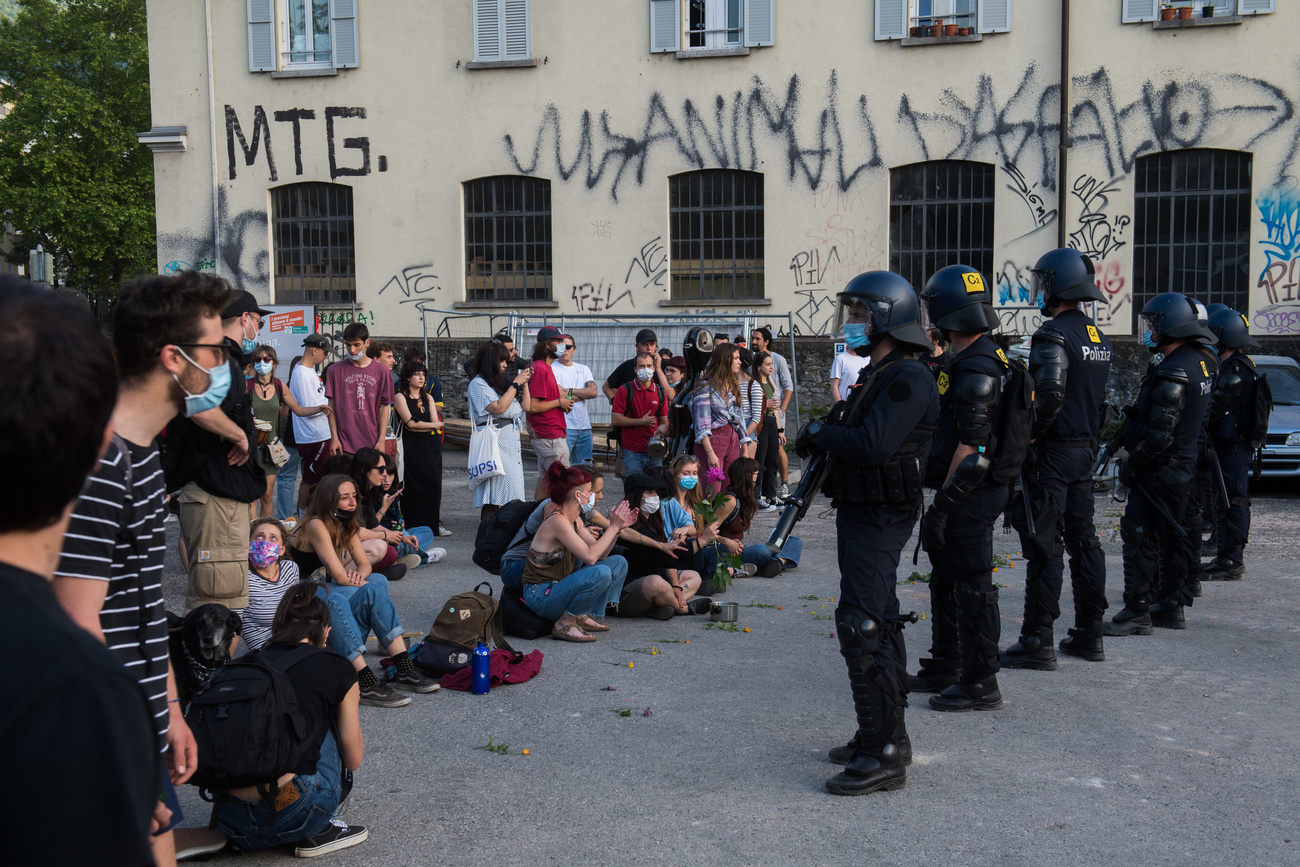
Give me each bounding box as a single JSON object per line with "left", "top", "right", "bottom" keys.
{"left": 794, "top": 420, "right": 824, "bottom": 460}
{"left": 1117, "top": 458, "right": 1136, "bottom": 489}
{"left": 920, "top": 505, "right": 947, "bottom": 555}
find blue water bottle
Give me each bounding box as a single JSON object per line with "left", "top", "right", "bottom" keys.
{"left": 471, "top": 641, "right": 491, "bottom": 695}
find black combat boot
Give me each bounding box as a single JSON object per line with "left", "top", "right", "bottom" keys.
{"left": 999, "top": 629, "right": 1058, "bottom": 671}
{"left": 1150, "top": 598, "right": 1186, "bottom": 629}
{"left": 1058, "top": 627, "right": 1105, "bottom": 662}
{"left": 929, "top": 677, "right": 1003, "bottom": 712}
{"left": 1203, "top": 556, "right": 1245, "bottom": 581}
{"left": 829, "top": 714, "right": 912, "bottom": 767}
{"left": 826, "top": 675, "right": 907, "bottom": 794}
{"left": 908, "top": 657, "right": 960, "bottom": 693}
{"left": 1103, "top": 606, "right": 1152, "bottom": 636}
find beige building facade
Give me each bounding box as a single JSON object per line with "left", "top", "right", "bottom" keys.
{"left": 142, "top": 0, "right": 1298, "bottom": 342}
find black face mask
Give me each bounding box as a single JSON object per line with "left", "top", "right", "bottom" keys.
{"left": 334, "top": 508, "right": 356, "bottom": 522}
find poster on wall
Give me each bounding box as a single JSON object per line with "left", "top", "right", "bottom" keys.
{"left": 262, "top": 305, "right": 315, "bottom": 381}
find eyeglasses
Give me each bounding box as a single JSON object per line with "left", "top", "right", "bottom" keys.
{"left": 172, "top": 343, "right": 231, "bottom": 361}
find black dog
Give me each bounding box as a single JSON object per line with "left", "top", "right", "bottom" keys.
{"left": 168, "top": 604, "right": 242, "bottom": 707}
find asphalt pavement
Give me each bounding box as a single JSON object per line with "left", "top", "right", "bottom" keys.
{"left": 164, "top": 451, "right": 1300, "bottom": 866}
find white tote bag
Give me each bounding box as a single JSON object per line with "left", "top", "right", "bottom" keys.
{"left": 467, "top": 420, "right": 507, "bottom": 486}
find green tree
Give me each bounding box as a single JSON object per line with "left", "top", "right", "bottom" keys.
{"left": 0, "top": 0, "right": 154, "bottom": 295}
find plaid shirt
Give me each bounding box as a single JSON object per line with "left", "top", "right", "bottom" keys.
{"left": 690, "top": 383, "right": 750, "bottom": 444}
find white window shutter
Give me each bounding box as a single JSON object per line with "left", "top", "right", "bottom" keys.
{"left": 977, "top": 0, "right": 1012, "bottom": 33}
{"left": 503, "top": 0, "right": 531, "bottom": 59}
{"left": 330, "top": 0, "right": 359, "bottom": 68}
{"left": 745, "top": 0, "right": 775, "bottom": 47}
{"left": 1238, "top": 0, "right": 1275, "bottom": 14}
{"left": 247, "top": 0, "right": 274, "bottom": 72}
{"left": 1120, "top": 0, "right": 1157, "bottom": 22}
{"left": 474, "top": 0, "right": 502, "bottom": 61}
{"left": 650, "top": 0, "right": 680, "bottom": 53}
{"left": 874, "top": 0, "right": 906, "bottom": 41}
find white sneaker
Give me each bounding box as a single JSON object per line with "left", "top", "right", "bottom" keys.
{"left": 779, "top": 483, "right": 790, "bottom": 499}
{"left": 422, "top": 547, "right": 447, "bottom": 564}
{"left": 437, "top": 523, "right": 453, "bottom": 537}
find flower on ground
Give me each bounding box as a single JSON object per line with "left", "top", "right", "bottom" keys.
{"left": 522, "top": 749, "right": 530, "bottom": 755}
{"left": 743, "top": 627, "right": 751, "bottom": 633}
{"left": 628, "top": 662, "right": 634, "bottom": 668}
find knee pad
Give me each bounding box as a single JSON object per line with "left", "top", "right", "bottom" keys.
{"left": 955, "top": 579, "right": 998, "bottom": 615}
{"left": 1119, "top": 516, "right": 1144, "bottom": 547}
{"left": 835, "top": 605, "right": 882, "bottom": 667}
{"left": 1229, "top": 496, "right": 1251, "bottom": 509}
{"left": 1064, "top": 526, "right": 1102, "bottom": 556}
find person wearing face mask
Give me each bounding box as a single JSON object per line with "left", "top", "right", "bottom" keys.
{"left": 525, "top": 326, "right": 574, "bottom": 500}
{"left": 612, "top": 351, "right": 670, "bottom": 478}
{"left": 325, "top": 323, "right": 394, "bottom": 459}
{"left": 290, "top": 334, "right": 336, "bottom": 515}
{"left": 248, "top": 344, "right": 331, "bottom": 521}
{"left": 1000, "top": 248, "right": 1113, "bottom": 670}
{"left": 1105, "top": 293, "right": 1215, "bottom": 636}
{"left": 607, "top": 473, "right": 710, "bottom": 619}
{"left": 55, "top": 271, "right": 239, "bottom": 865}
{"left": 551, "top": 334, "right": 597, "bottom": 466}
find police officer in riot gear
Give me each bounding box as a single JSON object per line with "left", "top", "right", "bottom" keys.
{"left": 1105, "top": 293, "right": 1214, "bottom": 635}
{"left": 913, "top": 265, "right": 1016, "bottom": 712}
{"left": 1203, "top": 308, "right": 1269, "bottom": 581}
{"left": 1002, "top": 249, "right": 1113, "bottom": 669}
{"left": 794, "top": 272, "right": 938, "bottom": 795}
{"left": 1183, "top": 299, "right": 1221, "bottom": 599}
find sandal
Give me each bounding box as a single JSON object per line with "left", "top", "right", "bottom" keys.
{"left": 551, "top": 623, "right": 596, "bottom": 643}
{"left": 576, "top": 615, "right": 610, "bottom": 633}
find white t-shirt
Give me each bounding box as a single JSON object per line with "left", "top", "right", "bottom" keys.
{"left": 290, "top": 363, "right": 332, "bottom": 443}
{"left": 830, "top": 351, "right": 870, "bottom": 393}
{"left": 551, "top": 360, "right": 595, "bottom": 430}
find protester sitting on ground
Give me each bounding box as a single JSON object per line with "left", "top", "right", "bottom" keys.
{"left": 663, "top": 454, "right": 755, "bottom": 594}
{"left": 522, "top": 464, "right": 635, "bottom": 642}
{"left": 237, "top": 518, "right": 436, "bottom": 708}
{"left": 375, "top": 452, "right": 445, "bottom": 565}
{"left": 608, "top": 473, "right": 709, "bottom": 620}
{"left": 214, "top": 584, "right": 369, "bottom": 857}
{"left": 501, "top": 465, "right": 607, "bottom": 589}
{"left": 695, "top": 458, "right": 802, "bottom": 580}
{"left": 348, "top": 447, "right": 424, "bottom": 574}
{"left": 290, "top": 473, "right": 400, "bottom": 585}
{"left": 468, "top": 340, "right": 530, "bottom": 520}
{"left": 690, "top": 343, "right": 753, "bottom": 489}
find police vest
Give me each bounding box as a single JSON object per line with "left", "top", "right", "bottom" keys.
{"left": 1215, "top": 353, "right": 1269, "bottom": 445}
{"left": 822, "top": 359, "right": 934, "bottom": 512}
{"left": 1040, "top": 309, "right": 1112, "bottom": 444}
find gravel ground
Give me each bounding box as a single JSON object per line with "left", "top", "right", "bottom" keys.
{"left": 165, "top": 452, "right": 1300, "bottom": 866}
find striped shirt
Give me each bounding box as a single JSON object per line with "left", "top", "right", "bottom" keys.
{"left": 55, "top": 438, "right": 171, "bottom": 753}
{"left": 234, "top": 560, "right": 301, "bottom": 652}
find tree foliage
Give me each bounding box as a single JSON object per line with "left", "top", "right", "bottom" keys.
{"left": 0, "top": 0, "right": 155, "bottom": 293}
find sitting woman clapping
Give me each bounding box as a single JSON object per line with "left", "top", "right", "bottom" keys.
{"left": 523, "top": 463, "right": 635, "bottom": 642}
{"left": 609, "top": 472, "right": 708, "bottom": 619}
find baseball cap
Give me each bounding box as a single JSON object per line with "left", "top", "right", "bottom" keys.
{"left": 536, "top": 326, "right": 563, "bottom": 341}
{"left": 221, "top": 290, "right": 271, "bottom": 319}
{"left": 302, "top": 333, "right": 331, "bottom": 349}
{"left": 635, "top": 328, "right": 658, "bottom": 345}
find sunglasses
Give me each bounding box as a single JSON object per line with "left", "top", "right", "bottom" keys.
{"left": 373, "top": 467, "right": 390, "bottom": 475}
{"left": 560, "top": 344, "right": 574, "bottom": 351}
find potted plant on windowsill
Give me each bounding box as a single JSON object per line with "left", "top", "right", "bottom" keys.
{"left": 1178, "top": 5, "right": 1194, "bottom": 19}
{"left": 944, "top": 22, "right": 959, "bottom": 36}
{"left": 1160, "top": 4, "right": 1178, "bottom": 20}
{"left": 1202, "top": 4, "right": 1215, "bottom": 16}
{"left": 929, "top": 21, "right": 944, "bottom": 37}
{"left": 958, "top": 26, "right": 970, "bottom": 36}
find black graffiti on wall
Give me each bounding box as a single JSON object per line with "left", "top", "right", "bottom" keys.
{"left": 157, "top": 187, "right": 270, "bottom": 293}
{"left": 503, "top": 65, "right": 1299, "bottom": 201}
{"left": 226, "top": 105, "right": 377, "bottom": 181}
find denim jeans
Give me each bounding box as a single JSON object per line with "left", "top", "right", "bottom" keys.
{"left": 500, "top": 559, "right": 526, "bottom": 590}
{"left": 696, "top": 535, "right": 802, "bottom": 576}
{"left": 218, "top": 730, "right": 343, "bottom": 852}
{"left": 395, "top": 525, "right": 436, "bottom": 563}
{"left": 274, "top": 448, "right": 301, "bottom": 520}
{"left": 623, "top": 449, "right": 659, "bottom": 478}
{"left": 566, "top": 428, "right": 593, "bottom": 466}
{"left": 522, "top": 555, "right": 628, "bottom": 619}
{"left": 317, "top": 573, "right": 404, "bottom": 661}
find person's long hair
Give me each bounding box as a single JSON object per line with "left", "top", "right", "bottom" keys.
{"left": 725, "top": 457, "right": 760, "bottom": 527}
{"left": 474, "top": 340, "right": 511, "bottom": 394}
{"left": 625, "top": 481, "right": 667, "bottom": 542}
{"left": 295, "top": 474, "right": 360, "bottom": 559}
{"left": 399, "top": 360, "right": 429, "bottom": 407}
{"left": 270, "top": 583, "right": 331, "bottom": 647}
{"left": 667, "top": 454, "right": 703, "bottom": 512}
{"left": 702, "top": 343, "right": 741, "bottom": 405}
{"left": 751, "top": 351, "right": 772, "bottom": 386}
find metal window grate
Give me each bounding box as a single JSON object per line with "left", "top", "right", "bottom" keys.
{"left": 464, "top": 176, "right": 553, "bottom": 302}
{"left": 669, "top": 169, "right": 765, "bottom": 301}
{"left": 272, "top": 182, "right": 356, "bottom": 304}
{"left": 889, "top": 160, "right": 995, "bottom": 293}
{"left": 1132, "top": 149, "right": 1252, "bottom": 327}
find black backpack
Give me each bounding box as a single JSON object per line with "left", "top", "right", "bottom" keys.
{"left": 186, "top": 645, "right": 317, "bottom": 799}
{"left": 1241, "top": 359, "right": 1273, "bottom": 445}
{"left": 472, "top": 499, "right": 540, "bottom": 574}
{"left": 989, "top": 352, "right": 1035, "bottom": 486}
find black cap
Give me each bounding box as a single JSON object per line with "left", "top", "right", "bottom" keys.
{"left": 222, "top": 290, "right": 271, "bottom": 319}
{"left": 536, "top": 325, "right": 563, "bottom": 341}
{"left": 302, "top": 333, "right": 331, "bottom": 349}
{"left": 636, "top": 328, "right": 658, "bottom": 345}
{"left": 624, "top": 472, "right": 664, "bottom": 493}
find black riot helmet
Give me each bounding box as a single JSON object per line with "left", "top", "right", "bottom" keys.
{"left": 921, "top": 264, "right": 994, "bottom": 335}
{"left": 1208, "top": 307, "right": 1262, "bottom": 352}
{"left": 1205, "top": 302, "right": 1231, "bottom": 318}
{"left": 833, "top": 271, "right": 933, "bottom": 354}
{"left": 1139, "top": 292, "right": 1216, "bottom": 350}
{"left": 682, "top": 327, "right": 714, "bottom": 377}
{"left": 1030, "top": 248, "right": 1107, "bottom": 307}
{"left": 1190, "top": 299, "right": 1217, "bottom": 347}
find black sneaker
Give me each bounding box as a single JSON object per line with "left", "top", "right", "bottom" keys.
{"left": 686, "top": 596, "right": 713, "bottom": 615}
{"left": 929, "top": 678, "right": 1003, "bottom": 712}
{"left": 381, "top": 563, "right": 408, "bottom": 582}
{"left": 755, "top": 498, "right": 778, "bottom": 513}
{"left": 294, "top": 819, "right": 368, "bottom": 858}
{"left": 393, "top": 668, "right": 441, "bottom": 693}
{"left": 999, "top": 634, "right": 1058, "bottom": 671}
{"left": 1103, "top": 607, "right": 1153, "bottom": 636}
{"left": 359, "top": 679, "right": 411, "bottom": 708}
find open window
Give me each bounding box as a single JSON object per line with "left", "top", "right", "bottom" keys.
{"left": 247, "top": 0, "right": 358, "bottom": 72}
{"left": 875, "top": 0, "right": 1011, "bottom": 40}
{"left": 650, "top": 0, "right": 775, "bottom": 53}
{"left": 1122, "top": 0, "right": 1274, "bottom": 23}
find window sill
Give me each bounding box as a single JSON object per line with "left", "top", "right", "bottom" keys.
{"left": 465, "top": 58, "right": 539, "bottom": 69}
{"left": 900, "top": 34, "right": 984, "bottom": 46}
{"left": 453, "top": 299, "right": 558, "bottom": 309}
{"left": 270, "top": 67, "right": 338, "bottom": 78}
{"left": 674, "top": 46, "right": 750, "bottom": 59}
{"left": 1152, "top": 15, "right": 1243, "bottom": 28}
{"left": 659, "top": 298, "right": 771, "bottom": 307}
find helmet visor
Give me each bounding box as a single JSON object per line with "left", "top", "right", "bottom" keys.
{"left": 1030, "top": 269, "right": 1053, "bottom": 309}
{"left": 1141, "top": 313, "right": 1162, "bottom": 338}
{"left": 834, "top": 295, "right": 893, "bottom": 341}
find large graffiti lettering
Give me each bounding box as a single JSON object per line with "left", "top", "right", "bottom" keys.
{"left": 996, "top": 260, "right": 1033, "bottom": 306}
{"left": 625, "top": 236, "right": 667, "bottom": 289}
{"left": 1068, "top": 173, "right": 1130, "bottom": 259}
{"left": 1002, "top": 161, "right": 1057, "bottom": 237}
{"left": 379, "top": 265, "right": 442, "bottom": 304}
{"left": 225, "top": 105, "right": 376, "bottom": 182}
{"left": 572, "top": 279, "right": 635, "bottom": 312}
{"left": 1257, "top": 188, "right": 1300, "bottom": 332}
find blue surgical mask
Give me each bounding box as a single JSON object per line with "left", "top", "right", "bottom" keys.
{"left": 254, "top": 360, "right": 274, "bottom": 376}
{"left": 1035, "top": 290, "right": 1049, "bottom": 312}
{"left": 1143, "top": 330, "right": 1158, "bottom": 349}
{"left": 578, "top": 491, "right": 595, "bottom": 514}
{"left": 843, "top": 323, "right": 869, "bottom": 349}
{"left": 679, "top": 476, "right": 698, "bottom": 490}
{"left": 174, "top": 349, "right": 232, "bottom": 417}
{"left": 347, "top": 351, "right": 366, "bottom": 362}
{"left": 241, "top": 319, "right": 258, "bottom": 355}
